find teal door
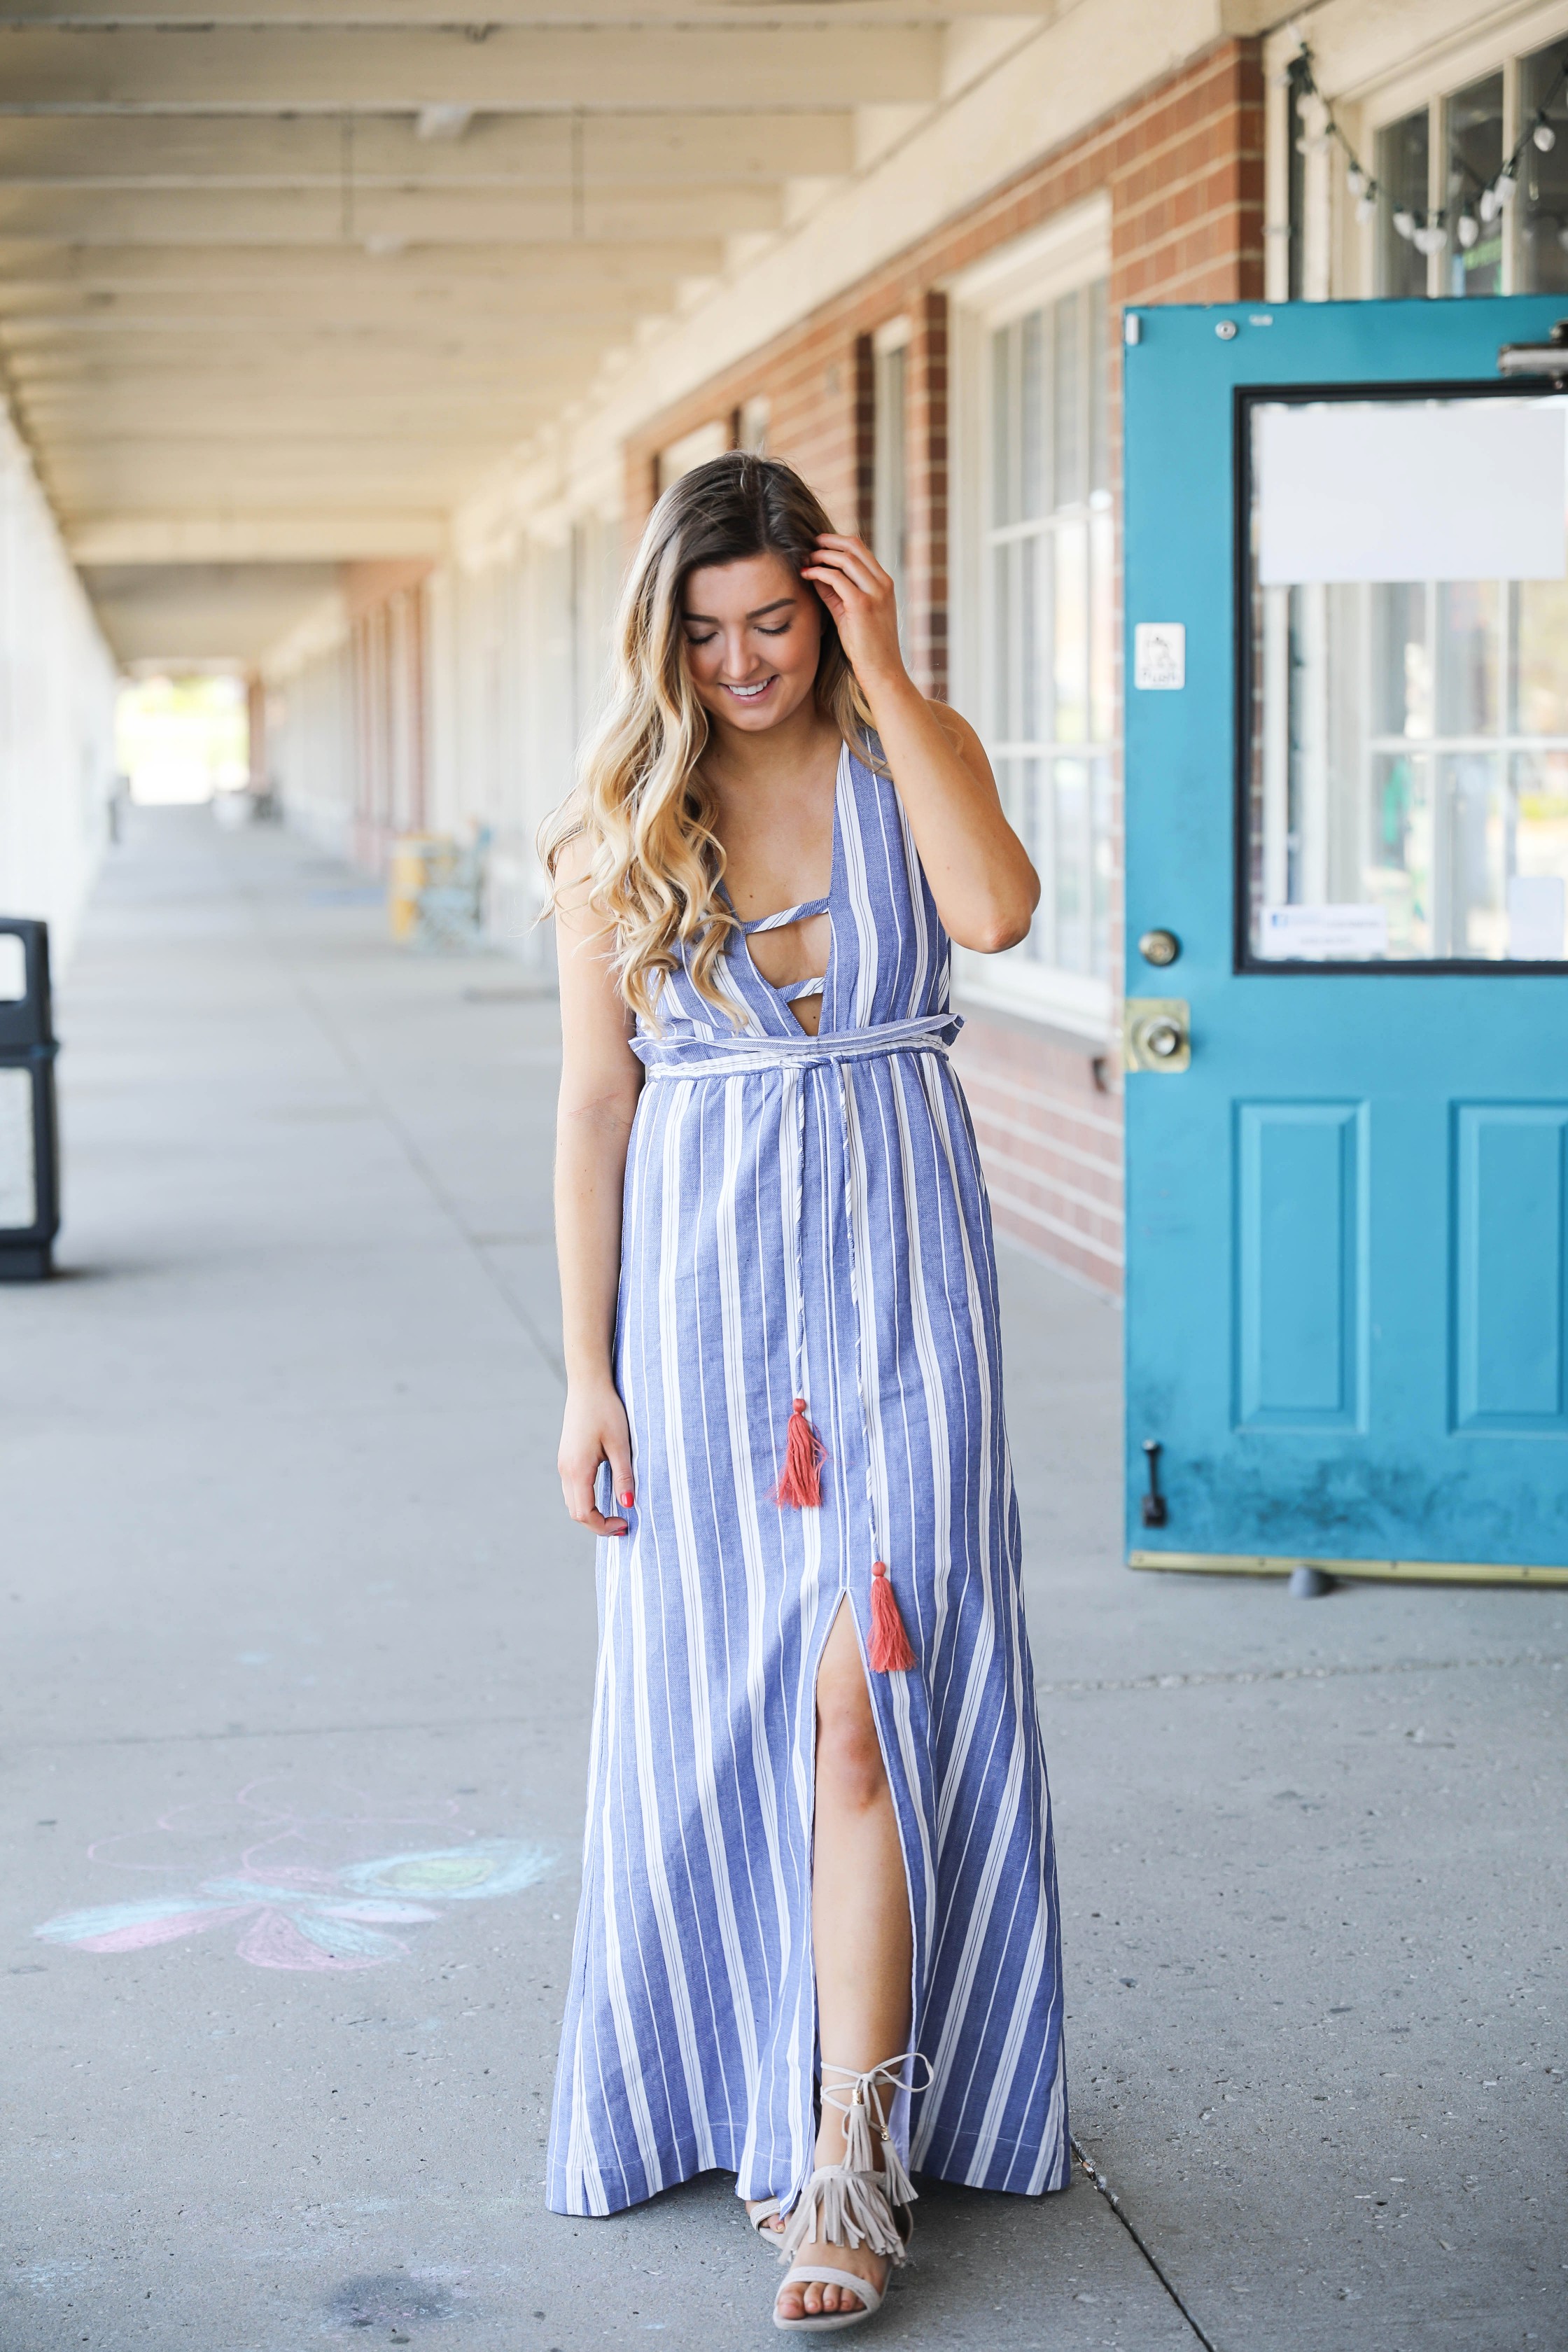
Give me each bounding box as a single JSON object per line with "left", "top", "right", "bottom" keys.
{"left": 1124, "top": 295, "right": 1568, "bottom": 1583}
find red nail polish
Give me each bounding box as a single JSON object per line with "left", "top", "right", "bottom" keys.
{"left": 620, "top": 1490, "right": 635, "bottom": 1506}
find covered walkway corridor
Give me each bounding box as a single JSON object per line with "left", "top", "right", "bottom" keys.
{"left": 4, "top": 2, "right": 1568, "bottom": 2343}
{"left": 4, "top": 806, "right": 1562, "bottom": 2348}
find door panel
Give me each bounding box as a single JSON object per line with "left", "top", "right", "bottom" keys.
{"left": 1452, "top": 1104, "right": 1568, "bottom": 1433}
{"left": 1236, "top": 1102, "right": 1366, "bottom": 1432}
{"left": 1124, "top": 294, "right": 1568, "bottom": 1575}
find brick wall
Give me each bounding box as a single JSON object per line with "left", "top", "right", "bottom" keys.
{"left": 624, "top": 38, "right": 1264, "bottom": 1292}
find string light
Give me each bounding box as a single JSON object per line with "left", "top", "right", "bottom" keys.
{"left": 1288, "top": 39, "right": 1568, "bottom": 259}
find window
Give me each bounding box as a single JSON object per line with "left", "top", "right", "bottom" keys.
{"left": 978, "top": 283, "right": 1112, "bottom": 1011}
{"left": 1376, "top": 108, "right": 1429, "bottom": 298}
{"left": 951, "top": 211, "right": 1114, "bottom": 1032}
{"left": 1324, "top": 36, "right": 1568, "bottom": 302}
{"left": 656, "top": 419, "right": 729, "bottom": 494}
{"left": 1446, "top": 74, "right": 1504, "bottom": 296}
{"left": 1520, "top": 40, "right": 1568, "bottom": 290}
{"left": 872, "top": 321, "right": 910, "bottom": 654}
{"left": 1241, "top": 388, "right": 1568, "bottom": 968}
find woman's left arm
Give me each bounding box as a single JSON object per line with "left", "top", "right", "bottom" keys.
{"left": 801, "top": 531, "right": 1040, "bottom": 953}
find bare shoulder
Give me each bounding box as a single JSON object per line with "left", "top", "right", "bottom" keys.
{"left": 926, "top": 698, "right": 994, "bottom": 781}
{"left": 552, "top": 824, "right": 609, "bottom": 939}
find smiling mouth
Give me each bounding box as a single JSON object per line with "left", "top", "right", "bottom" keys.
{"left": 723, "top": 677, "right": 776, "bottom": 701}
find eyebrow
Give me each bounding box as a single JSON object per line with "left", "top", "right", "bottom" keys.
{"left": 682, "top": 595, "right": 797, "bottom": 624}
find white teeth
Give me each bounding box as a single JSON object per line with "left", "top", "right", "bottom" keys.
{"left": 727, "top": 680, "right": 771, "bottom": 699}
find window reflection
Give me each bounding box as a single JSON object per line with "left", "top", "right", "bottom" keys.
{"left": 1446, "top": 75, "right": 1504, "bottom": 295}
{"left": 1249, "top": 395, "right": 1568, "bottom": 965}
{"left": 1519, "top": 43, "right": 1568, "bottom": 292}
{"left": 1377, "top": 110, "right": 1429, "bottom": 298}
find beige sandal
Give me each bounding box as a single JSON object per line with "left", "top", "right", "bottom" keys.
{"left": 772, "top": 2054, "right": 923, "bottom": 2334}
{"left": 748, "top": 2196, "right": 785, "bottom": 2246}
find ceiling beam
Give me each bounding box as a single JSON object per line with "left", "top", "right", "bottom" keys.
{"left": 70, "top": 513, "right": 449, "bottom": 561}
{"left": 0, "top": 185, "right": 785, "bottom": 242}
{"left": 0, "top": 284, "right": 675, "bottom": 324}
{"left": 0, "top": 1, "right": 986, "bottom": 20}
{"left": 0, "top": 237, "right": 722, "bottom": 281}
{"left": 0, "top": 110, "right": 857, "bottom": 184}
{"left": 0, "top": 24, "right": 942, "bottom": 111}
{"left": 4, "top": 324, "right": 625, "bottom": 363}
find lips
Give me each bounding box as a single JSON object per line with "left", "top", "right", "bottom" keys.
{"left": 724, "top": 677, "right": 775, "bottom": 701}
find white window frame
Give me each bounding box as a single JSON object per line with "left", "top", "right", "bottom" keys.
{"left": 946, "top": 195, "right": 1114, "bottom": 1040}
{"left": 872, "top": 316, "right": 912, "bottom": 658}
{"left": 1265, "top": 1, "right": 1568, "bottom": 304}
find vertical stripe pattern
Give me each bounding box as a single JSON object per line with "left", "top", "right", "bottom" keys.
{"left": 547, "top": 744, "right": 1068, "bottom": 2216}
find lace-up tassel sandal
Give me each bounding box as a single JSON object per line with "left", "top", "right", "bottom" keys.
{"left": 772, "top": 2055, "right": 921, "bottom": 2333}
{"left": 748, "top": 2197, "right": 785, "bottom": 2247}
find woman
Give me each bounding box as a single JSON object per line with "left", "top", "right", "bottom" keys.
{"left": 542, "top": 451, "right": 1068, "bottom": 2333}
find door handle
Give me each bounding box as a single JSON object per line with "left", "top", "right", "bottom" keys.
{"left": 1140, "top": 1439, "right": 1168, "bottom": 1527}
{"left": 1123, "top": 997, "right": 1191, "bottom": 1072}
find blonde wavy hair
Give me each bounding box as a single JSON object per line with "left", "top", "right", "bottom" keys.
{"left": 539, "top": 449, "right": 877, "bottom": 1021}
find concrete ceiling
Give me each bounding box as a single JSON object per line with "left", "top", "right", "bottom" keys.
{"left": 0, "top": 2, "right": 1053, "bottom": 664}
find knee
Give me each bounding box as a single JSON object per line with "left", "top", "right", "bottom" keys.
{"left": 816, "top": 1704, "right": 888, "bottom": 1815}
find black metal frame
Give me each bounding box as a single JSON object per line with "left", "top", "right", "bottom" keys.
{"left": 1231, "top": 374, "right": 1568, "bottom": 976}
{"left": 0, "top": 916, "right": 60, "bottom": 1278}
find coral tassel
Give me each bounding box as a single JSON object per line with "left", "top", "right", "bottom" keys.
{"left": 773, "top": 1397, "right": 825, "bottom": 1508}
{"left": 868, "top": 1561, "right": 916, "bottom": 1674}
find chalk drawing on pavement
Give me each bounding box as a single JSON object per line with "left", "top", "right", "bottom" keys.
{"left": 34, "top": 1779, "right": 552, "bottom": 1972}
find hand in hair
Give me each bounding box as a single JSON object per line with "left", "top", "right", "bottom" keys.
{"left": 804, "top": 534, "right": 1038, "bottom": 955}
{"left": 800, "top": 534, "right": 906, "bottom": 694}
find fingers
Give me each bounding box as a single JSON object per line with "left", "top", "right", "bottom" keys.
{"left": 804, "top": 547, "right": 886, "bottom": 601}
{"left": 559, "top": 1452, "right": 628, "bottom": 1540}
{"left": 606, "top": 1431, "right": 635, "bottom": 1516}
{"left": 811, "top": 534, "right": 890, "bottom": 596}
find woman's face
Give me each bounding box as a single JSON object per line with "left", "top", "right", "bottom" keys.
{"left": 680, "top": 552, "right": 823, "bottom": 734}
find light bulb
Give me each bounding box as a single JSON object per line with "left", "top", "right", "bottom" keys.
{"left": 1347, "top": 166, "right": 1366, "bottom": 198}
{"left": 1354, "top": 194, "right": 1376, "bottom": 225}
{"left": 1414, "top": 223, "right": 1446, "bottom": 254}
{"left": 1479, "top": 186, "right": 1499, "bottom": 223}
{"left": 1393, "top": 208, "right": 1416, "bottom": 239}
{"left": 1457, "top": 213, "right": 1480, "bottom": 248}
{"left": 1496, "top": 172, "right": 1517, "bottom": 206}
{"left": 1534, "top": 120, "right": 1558, "bottom": 153}
{"left": 1558, "top": 223, "right": 1568, "bottom": 251}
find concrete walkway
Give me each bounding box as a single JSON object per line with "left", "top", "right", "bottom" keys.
{"left": 4, "top": 808, "right": 1563, "bottom": 2352}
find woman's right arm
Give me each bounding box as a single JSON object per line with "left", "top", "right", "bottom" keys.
{"left": 552, "top": 834, "right": 644, "bottom": 1540}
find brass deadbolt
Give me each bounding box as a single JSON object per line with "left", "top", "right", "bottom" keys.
{"left": 1138, "top": 927, "right": 1181, "bottom": 967}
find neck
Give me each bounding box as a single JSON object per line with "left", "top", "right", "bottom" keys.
{"left": 703, "top": 694, "right": 841, "bottom": 794}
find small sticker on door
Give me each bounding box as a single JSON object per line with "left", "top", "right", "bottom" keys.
{"left": 1134, "top": 623, "right": 1185, "bottom": 690}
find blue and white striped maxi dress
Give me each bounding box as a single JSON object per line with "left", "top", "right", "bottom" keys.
{"left": 547, "top": 742, "right": 1069, "bottom": 2218}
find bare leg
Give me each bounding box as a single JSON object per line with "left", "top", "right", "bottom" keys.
{"left": 771, "top": 1601, "right": 913, "bottom": 2323}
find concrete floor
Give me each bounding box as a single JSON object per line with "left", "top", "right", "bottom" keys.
{"left": 3, "top": 806, "right": 1564, "bottom": 2352}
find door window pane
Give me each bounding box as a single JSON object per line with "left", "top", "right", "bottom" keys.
{"left": 1378, "top": 109, "right": 1430, "bottom": 298}
{"left": 1446, "top": 74, "right": 1504, "bottom": 295}
{"left": 1245, "top": 391, "right": 1568, "bottom": 965}
{"left": 1519, "top": 43, "right": 1568, "bottom": 293}
{"left": 982, "top": 279, "right": 1113, "bottom": 980}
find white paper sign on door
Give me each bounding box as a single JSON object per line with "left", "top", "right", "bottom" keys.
{"left": 1134, "top": 622, "right": 1185, "bottom": 690}
{"left": 1508, "top": 874, "right": 1567, "bottom": 960}
{"left": 1259, "top": 903, "right": 1390, "bottom": 960}
{"left": 1256, "top": 398, "right": 1567, "bottom": 585}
